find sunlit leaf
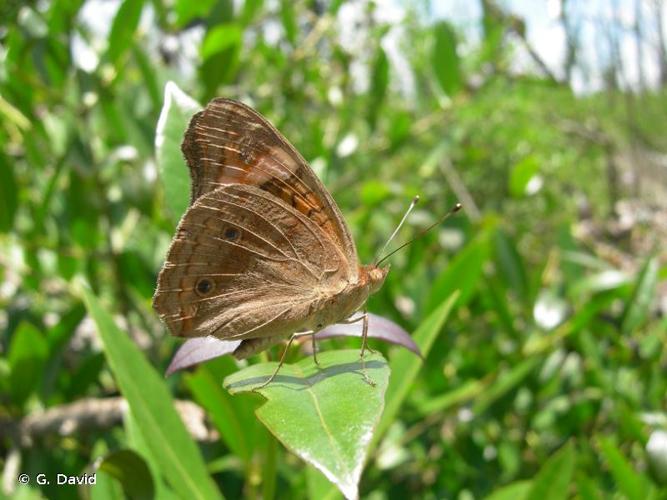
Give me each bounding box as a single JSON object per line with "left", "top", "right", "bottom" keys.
{"left": 280, "top": 0, "right": 297, "bottom": 46}
{"left": 8, "top": 322, "right": 49, "bottom": 406}
{"left": 598, "top": 436, "right": 651, "bottom": 500}
{"left": 621, "top": 257, "right": 658, "bottom": 334}
{"left": 525, "top": 441, "right": 575, "bottom": 500}
{"left": 174, "top": 0, "right": 216, "bottom": 27}
{"left": 225, "top": 350, "right": 389, "bottom": 500}
{"left": 368, "top": 47, "right": 389, "bottom": 127}
{"left": 647, "top": 430, "right": 667, "bottom": 485}
{"left": 486, "top": 480, "right": 532, "bottom": 500}
{"left": 570, "top": 269, "right": 629, "bottom": 296}
{"left": 155, "top": 82, "right": 200, "bottom": 222}
{"left": 201, "top": 24, "right": 243, "bottom": 61}
{"left": 509, "top": 156, "right": 540, "bottom": 197}
{"left": 106, "top": 0, "right": 145, "bottom": 68}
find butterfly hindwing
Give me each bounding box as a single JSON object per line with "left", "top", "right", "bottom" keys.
{"left": 153, "top": 184, "right": 350, "bottom": 339}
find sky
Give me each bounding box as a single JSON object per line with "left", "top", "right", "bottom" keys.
{"left": 66, "top": 0, "right": 667, "bottom": 96}
{"left": 426, "top": 0, "right": 667, "bottom": 93}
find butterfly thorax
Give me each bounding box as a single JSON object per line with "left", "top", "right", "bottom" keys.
{"left": 307, "top": 264, "right": 388, "bottom": 331}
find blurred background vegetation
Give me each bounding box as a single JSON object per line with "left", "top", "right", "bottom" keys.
{"left": 1, "top": 0, "right": 667, "bottom": 498}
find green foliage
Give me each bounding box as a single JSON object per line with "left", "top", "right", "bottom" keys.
{"left": 82, "top": 285, "right": 222, "bottom": 500}
{"left": 1, "top": 1, "right": 666, "bottom": 499}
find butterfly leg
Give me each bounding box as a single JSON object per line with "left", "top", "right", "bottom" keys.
{"left": 254, "top": 330, "right": 314, "bottom": 390}
{"left": 359, "top": 310, "right": 376, "bottom": 358}
{"left": 311, "top": 333, "right": 320, "bottom": 366}
{"left": 359, "top": 311, "right": 377, "bottom": 387}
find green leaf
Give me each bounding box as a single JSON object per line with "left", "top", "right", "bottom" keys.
{"left": 416, "top": 379, "right": 484, "bottom": 415}
{"left": 106, "top": 0, "right": 145, "bottom": 68}
{"left": 132, "top": 45, "right": 161, "bottom": 111}
{"left": 280, "top": 0, "right": 298, "bottom": 45}
{"left": 368, "top": 47, "right": 389, "bottom": 128}
{"left": 97, "top": 449, "right": 155, "bottom": 500}
{"left": 200, "top": 24, "right": 243, "bottom": 61}
{"left": 598, "top": 436, "right": 649, "bottom": 500}
{"left": 155, "top": 82, "right": 201, "bottom": 222}
{"left": 124, "top": 413, "right": 182, "bottom": 500}
{"left": 199, "top": 23, "right": 242, "bottom": 95}
{"left": 91, "top": 470, "right": 125, "bottom": 500}
{"left": 621, "top": 257, "right": 658, "bottom": 334}
{"left": 360, "top": 180, "right": 392, "bottom": 206}
{"left": 307, "top": 466, "right": 344, "bottom": 500}
{"left": 224, "top": 350, "right": 389, "bottom": 500}
{"left": 486, "top": 480, "right": 532, "bottom": 500}
{"left": 432, "top": 21, "right": 462, "bottom": 96}
{"left": 374, "top": 292, "right": 459, "bottom": 446}
{"left": 0, "top": 153, "right": 18, "bottom": 233}
{"left": 81, "top": 285, "right": 223, "bottom": 500}
{"left": 239, "top": 0, "right": 264, "bottom": 26}
{"left": 525, "top": 442, "right": 575, "bottom": 500}
{"left": 509, "top": 155, "right": 540, "bottom": 197}
{"left": 575, "top": 472, "right": 603, "bottom": 500}
{"left": 425, "top": 233, "right": 488, "bottom": 314}
{"left": 185, "top": 366, "right": 251, "bottom": 463}
{"left": 174, "top": 0, "right": 216, "bottom": 27}
{"left": 494, "top": 228, "right": 529, "bottom": 304}
{"left": 8, "top": 322, "right": 49, "bottom": 406}
{"left": 263, "top": 434, "right": 278, "bottom": 500}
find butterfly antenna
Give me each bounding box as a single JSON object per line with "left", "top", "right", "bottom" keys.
{"left": 376, "top": 202, "right": 462, "bottom": 266}
{"left": 374, "top": 195, "right": 420, "bottom": 265}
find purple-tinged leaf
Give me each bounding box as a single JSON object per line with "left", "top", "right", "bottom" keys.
{"left": 316, "top": 313, "right": 422, "bottom": 358}
{"left": 165, "top": 314, "right": 420, "bottom": 376}
{"left": 165, "top": 337, "right": 241, "bottom": 376}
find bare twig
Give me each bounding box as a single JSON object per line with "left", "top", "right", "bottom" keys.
{"left": 439, "top": 157, "right": 481, "bottom": 222}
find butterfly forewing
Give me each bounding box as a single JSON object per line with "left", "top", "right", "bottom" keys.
{"left": 182, "top": 98, "right": 358, "bottom": 268}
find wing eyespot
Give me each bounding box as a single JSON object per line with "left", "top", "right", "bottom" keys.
{"left": 195, "top": 277, "right": 215, "bottom": 296}
{"left": 223, "top": 226, "right": 240, "bottom": 241}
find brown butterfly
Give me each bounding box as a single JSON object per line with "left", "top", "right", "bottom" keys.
{"left": 153, "top": 98, "right": 388, "bottom": 384}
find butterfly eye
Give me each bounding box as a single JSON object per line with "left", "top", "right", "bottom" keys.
{"left": 223, "top": 227, "right": 240, "bottom": 241}
{"left": 195, "top": 278, "right": 215, "bottom": 296}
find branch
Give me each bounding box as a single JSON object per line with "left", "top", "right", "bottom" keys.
{"left": 508, "top": 18, "right": 561, "bottom": 85}
{"left": 0, "top": 397, "right": 218, "bottom": 447}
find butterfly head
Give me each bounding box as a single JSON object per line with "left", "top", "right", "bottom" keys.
{"left": 364, "top": 265, "right": 389, "bottom": 295}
